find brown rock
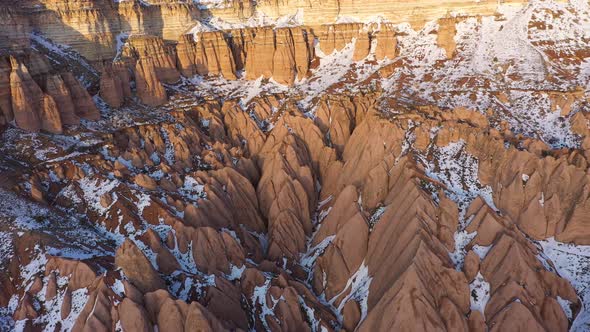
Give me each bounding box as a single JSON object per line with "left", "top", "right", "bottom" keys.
{"left": 45, "top": 272, "right": 57, "bottom": 300}
{"left": 61, "top": 288, "right": 72, "bottom": 320}
{"left": 119, "top": 298, "right": 153, "bottom": 332}
{"left": 373, "top": 23, "right": 397, "bottom": 60}
{"left": 43, "top": 74, "right": 79, "bottom": 125}
{"left": 0, "top": 57, "right": 13, "bottom": 122}
{"left": 177, "top": 32, "right": 237, "bottom": 79}
{"left": 100, "top": 62, "right": 132, "bottom": 108}
{"left": 134, "top": 174, "right": 158, "bottom": 190}
{"left": 9, "top": 56, "right": 42, "bottom": 132}
{"left": 115, "top": 239, "right": 166, "bottom": 293}
{"left": 127, "top": 35, "right": 180, "bottom": 84}
{"left": 463, "top": 250, "right": 480, "bottom": 283}
{"left": 135, "top": 57, "right": 167, "bottom": 107}
{"left": 40, "top": 94, "right": 63, "bottom": 134}
{"left": 468, "top": 310, "right": 486, "bottom": 332}
{"left": 61, "top": 72, "right": 100, "bottom": 120}
{"left": 437, "top": 17, "right": 458, "bottom": 59}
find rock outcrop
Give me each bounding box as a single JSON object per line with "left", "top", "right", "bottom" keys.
{"left": 8, "top": 56, "right": 63, "bottom": 133}
{"left": 99, "top": 61, "right": 132, "bottom": 108}
{"left": 134, "top": 57, "right": 168, "bottom": 107}
{"left": 245, "top": 27, "right": 313, "bottom": 84}
{"left": 177, "top": 31, "right": 237, "bottom": 79}
{"left": 0, "top": 50, "right": 100, "bottom": 133}
{"left": 126, "top": 34, "right": 180, "bottom": 84}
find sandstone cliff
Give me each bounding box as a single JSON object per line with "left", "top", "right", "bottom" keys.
{"left": 0, "top": 52, "right": 99, "bottom": 132}
{"left": 0, "top": 0, "right": 532, "bottom": 64}
{"left": 177, "top": 31, "right": 238, "bottom": 79}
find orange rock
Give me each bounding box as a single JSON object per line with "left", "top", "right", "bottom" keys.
{"left": 437, "top": 17, "right": 458, "bottom": 59}
{"left": 134, "top": 57, "right": 167, "bottom": 107}
{"left": 138, "top": 229, "right": 180, "bottom": 275}
{"left": 40, "top": 94, "right": 62, "bottom": 134}
{"left": 100, "top": 62, "right": 132, "bottom": 108}
{"left": 115, "top": 240, "right": 166, "bottom": 293}
{"left": 9, "top": 56, "right": 42, "bottom": 132}
{"left": 134, "top": 174, "right": 158, "bottom": 190}
{"left": 177, "top": 32, "right": 237, "bottom": 79}
{"left": 126, "top": 35, "right": 180, "bottom": 84}
{"left": 61, "top": 73, "right": 100, "bottom": 121}
{"left": 463, "top": 250, "right": 480, "bottom": 283}
{"left": 373, "top": 23, "right": 397, "bottom": 60}
{"left": 245, "top": 27, "right": 313, "bottom": 85}
{"left": 119, "top": 298, "right": 153, "bottom": 332}
{"left": 43, "top": 74, "right": 79, "bottom": 125}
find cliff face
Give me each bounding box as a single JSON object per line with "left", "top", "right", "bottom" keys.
{"left": 176, "top": 31, "right": 238, "bottom": 79}
{"left": 125, "top": 34, "right": 180, "bottom": 84}
{"left": 0, "top": 0, "right": 533, "bottom": 116}
{"left": 99, "top": 61, "right": 132, "bottom": 108}
{"left": 174, "top": 22, "right": 396, "bottom": 87}
{"left": 134, "top": 57, "right": 168, "bottom": 107}
{"left": 0, "top": 8, "right": 31, "bottom": 50}
{"left": 0, "top": 53, "right": 98, "bottom": 133}
{"left": 215, "top": 0, "right": 529, "bottom": 27}
{"left": 0, "top": 0, "right": 532, "bottom": 63}
{"left": 244, "top": 27, "right": 314, "bottom": 84}
{"left": 5, "top": 0, "right": 203, "bottom": 62}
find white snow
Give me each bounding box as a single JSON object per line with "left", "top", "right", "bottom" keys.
{"left": 300, "top": 235, "right": 335, "bottom": 269}
{"left": 19, "top": 246, "right": 48, "bottom": 287}
{"left": 330, "top": 261, "right": 372, "bottom": 322}
{"left": 538, "top": 238, "right": 590, "bottom": 331}
{"left": 472, "top": 244, "right": 492, "bottom": 260}
{"left": 368, "top": 206, "right": 387, "bottom": 229}
{"left": 226, "top": 264, "right": 245, "bottom": 281}
{"left": 187, "top": 9, "right": 303, "bottom": 39}
{"left": 240, "top": 77, "right": 265, "bottom": 106}
{"left": 113, "top": 33, "right": 129, "bottom": 62}
{"left": 421, "top": 140, "right": 497, "bottom": 213}
{"left": 469, "top": 272, "right": 491, "bottom": 317}
{"left": 557, "top": 296, "right": 574, "bottom": 321}
{"left": 0, "top": 232, "right": 13, "bottom": 267}
{"left": 296, "top": 41, "right": 356, "bottom": 112}
{"left": 134, "top": 191, "right": 152, "bottom": 215}
{"left": 78, "top": 177, "right": 119, "bottom": 215}
{"left": 251, "top": 278, "right": 280, "bottom": 330}
{"left": 299, "top": 296, "right": 321, "bottom": 332}
{"left": 179, "top": 176, "right": 206, "bottom": 202}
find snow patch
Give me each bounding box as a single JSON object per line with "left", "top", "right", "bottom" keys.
{"left": 469, "top": 272, "right": 490, "bottom": 316}
{"left": 538, "top": 238, "right": 590, "bottom": 331}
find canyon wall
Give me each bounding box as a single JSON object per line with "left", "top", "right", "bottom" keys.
{"left": 100, "top": 22, "right": 400, "bottom": 106}
{"left": 0, "top": 0, "right": 533, "bottom": 63}
{"left": 0, "top": 0, "right": 203, "bottom": 61}
{"left": 0, "top": 0, "right": 568, "bottom": 127}
{"left": 214, "top": 0, "right": 531, "bottom": 27}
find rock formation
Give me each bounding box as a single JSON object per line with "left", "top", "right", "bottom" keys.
{"left": 99, "top": 61, "right": 132, "bottom": 108}
{"left": 177, "top": 31, "right": 238, "bottom": 79}
{"left": 134, "top": 57, "right": 168, "bottom": 107}
{"left": 1, "top": 0, "right": 590, "bottom": 331}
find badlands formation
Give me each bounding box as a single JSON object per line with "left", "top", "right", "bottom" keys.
{"left": 1, "top": 0, "right": 590, "bottom": 331}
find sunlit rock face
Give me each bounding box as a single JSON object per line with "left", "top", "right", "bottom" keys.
{"left": 1, "top": 0, "right": 590, "bottom": 331}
